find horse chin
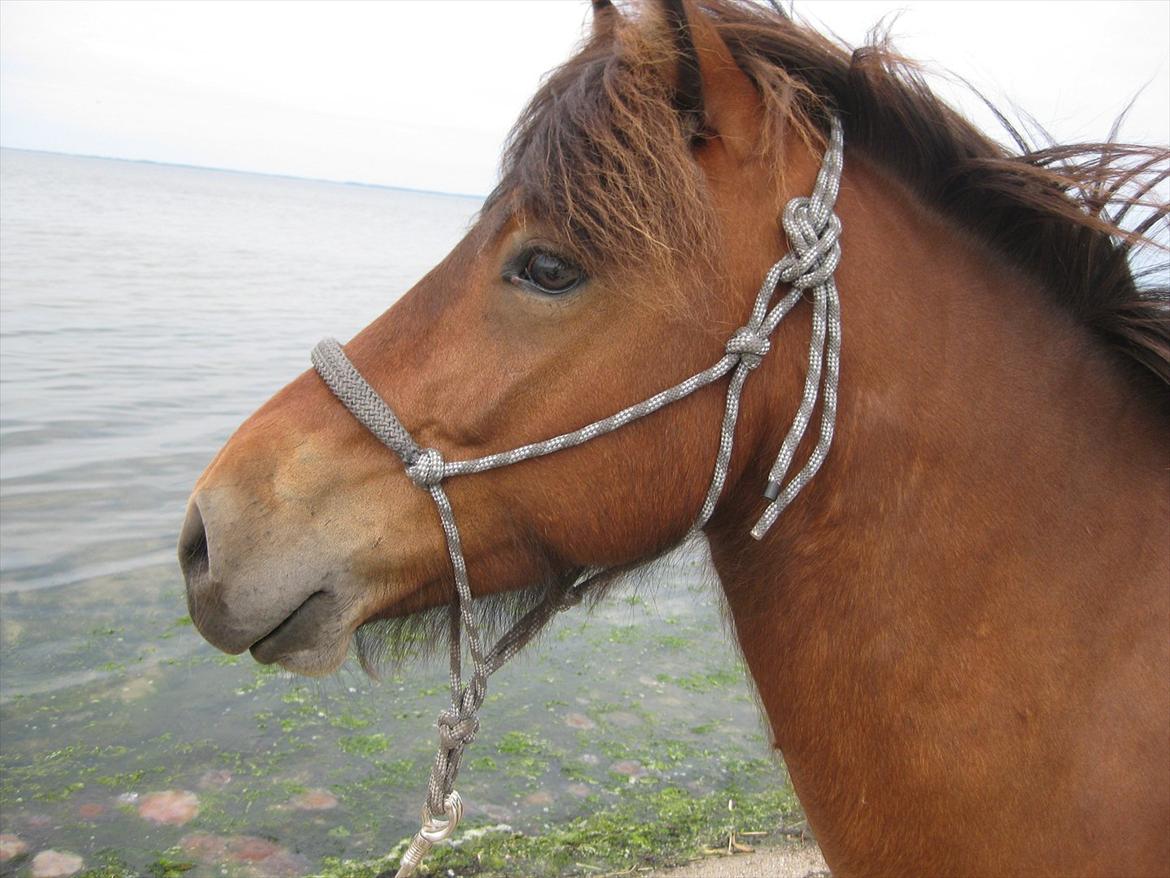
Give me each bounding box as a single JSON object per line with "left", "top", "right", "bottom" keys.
{"left": 261, "top": 638, "right": 352, "bottom": 677}
{"left": 350, "top": 571, "right": 589, "bottom": 677}
{"left": 245, "top": 589, "right": 355, "bottom": 676}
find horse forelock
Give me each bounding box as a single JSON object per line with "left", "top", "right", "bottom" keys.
{"left": 487, "top": 0, "right": 1169, "bottom": 394}
{"left": 484, "top": 17, "right": 723, "bottom": 309}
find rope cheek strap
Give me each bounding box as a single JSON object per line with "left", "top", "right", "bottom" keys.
{"left": 310, "top": 117, "right": 844, "bottom": 878}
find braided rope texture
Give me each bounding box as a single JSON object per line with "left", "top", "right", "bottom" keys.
{"left": 310, "top": 117, "right": 845, "bottom": 877}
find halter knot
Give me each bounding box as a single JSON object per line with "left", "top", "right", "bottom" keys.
{"left": 725, "top": 327, "right": 771, "bottom": 369}
{"left": 778, "top": 197, "right": 842, "bottom": 292}
{"left": 436, "top": 707, "right": 480, "bottom": 751}
{"left": 407, "top": 447, "right": 445, "bottom": 487}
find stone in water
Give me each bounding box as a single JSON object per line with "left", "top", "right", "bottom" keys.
{"left": 30, "top": 851, "right": 84, "bottom": 878}
{"left": 609, "top": 760, "right": 647, "bottom": 778}
{"left": 564, "top": 712, "right": 596, "bottom": 730}
{"left": 289, "top": 788, "right": 338, "bottom": 810}
{"left": 197, "top": 770, "right": 232, "bottom": 790}
{"left": 137, "top": 790, "right": 200, "bottom": 825}
{"left": 0, "top": 834, "right": 29, "bottom": 862}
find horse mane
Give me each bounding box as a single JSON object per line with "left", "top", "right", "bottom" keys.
{"left": 488, "top": 0, "right": 1170, "bottom": 392}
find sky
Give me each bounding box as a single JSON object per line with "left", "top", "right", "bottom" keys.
{"left": 1, "top": 0, "right": 1167, "bottom": 196}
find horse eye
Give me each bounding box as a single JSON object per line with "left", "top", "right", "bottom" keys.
{"left": 520, "top": 251, "right": 584, "bottom": 295}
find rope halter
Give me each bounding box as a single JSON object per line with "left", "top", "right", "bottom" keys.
{"left": 310, "top": 116, "right": 844, "bottom": 878}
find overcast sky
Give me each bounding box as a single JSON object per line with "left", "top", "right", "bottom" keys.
{"left": 1, "top": 1, "right": 1167, "bottom": 196}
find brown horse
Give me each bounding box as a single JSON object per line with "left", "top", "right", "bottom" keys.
{"left": 179, "top": 1, "right": 1170, "bottom": 874}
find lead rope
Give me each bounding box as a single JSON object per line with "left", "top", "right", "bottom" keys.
{"left": 310, "top": 117, "right": 844, "bottom": 878}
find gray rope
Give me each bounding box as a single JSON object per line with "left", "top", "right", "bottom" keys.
{"left": 309, "top": 116, "right": 845, "bottom": 878}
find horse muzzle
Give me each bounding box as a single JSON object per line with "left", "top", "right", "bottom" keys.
{"left": 178, "top": 490, "right": 351, "bottom": 674}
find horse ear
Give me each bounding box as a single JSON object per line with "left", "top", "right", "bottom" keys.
{"left": 658, "top": 0, "right": 761, "bottom": 159}
{"left": 591, "top": 0, "right": 620, "bottom": 39}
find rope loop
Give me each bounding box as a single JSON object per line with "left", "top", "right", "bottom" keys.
{"left": 725, "top": 327, "right": 771, "bottom": 369}
{"left": 406, "top": 447, "right": 445, "bottom": 487}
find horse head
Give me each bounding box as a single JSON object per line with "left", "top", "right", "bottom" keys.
{"left": 179, "top": 0, "right": 823, "bottom": 676}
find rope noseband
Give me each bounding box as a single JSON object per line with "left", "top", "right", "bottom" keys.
{"left": 311, "top": 117, "right": 844, "bottom": 877}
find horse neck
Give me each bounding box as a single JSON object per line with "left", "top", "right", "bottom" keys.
{"left": 703, "top": 154, "right": 1170, "bottom": 872}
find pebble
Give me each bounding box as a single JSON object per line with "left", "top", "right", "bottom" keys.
{"left": 609, "top": 759, "right": 648, "bottom": 778}
{"left": 30, "top": 850, "right": 84, "bottom": 878}
{"left": 226, "top": 836, "right": 283, "bottom": 863}
{"left": 0, "top": 834, "right": 28, "bottom": 861}
{"left": 566, "top": 783, "right": 592, "bottom": 798}
{"left": 77, "top": 802, "right": 106, "bottom": 819}
{"left": 563, "top": 712, "right": 596, "bottom": 730}
{"left": 289, "top": 788, "right": 338, "bottom": 811}
{"left": 225, "top": 833, "right": 311, "bottom": 875}
{"left": 475, "top": 802, "right": 514, "bottom": 822}
{"left": 197, "top": 770, "right": 233, "bottom": 790}
{"left": 522, "top": 790, "right": 554, "bottom": 807}
{"left": 179, "top": 833, "right": 228, "bottom": 860}
{"left": 118, "top": 676, "right": 155, "bottom": 702}
{"left": 605, "top": 711, "right": 643, "bottom": 728}
{"left": 181, "top": 833, "right": 308, "bottom": 878}
{"left": 137, "top": 790, "right": 200, "bottom": 825}
{"left": 245, "top": 850, "right": 311, "bottom": 878}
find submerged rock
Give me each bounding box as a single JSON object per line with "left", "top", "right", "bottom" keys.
{"left": 564, "top": 712, "right": 596, "bottom": 730}
{"left": 246, "top": 851, "right": 311, "bottom": 878}
{"left": 475, "top": 802, "right": 514, "bottom": 822}
{"left": 197, "top": 769, "right": 233, "bottom": 790}
{"left": 118, "top": 676, "right": 156, "bottom": 702}
{"left": 609, "top": 759, "right": 647, "bottom": 778}
{"left": 180, "top": 832, "right": 228, "bottom": 860}
{"left": 0, "top": 834, "right": 28, "bottom": 861}
{"left": 30, "top": 850, "right": 84, "bottom": 878}
{"left": 288, "top": 788, "right": 338, "bottom": 810}
{"left": 226, "top": 836, "right": 283, "bottom": 863}
{"left": 605, "top": 711, "right": 643, "bottom": 728}
{"left": 181, "top": 833, "right": 309, "bottom": 876}
{"left": 77, "top": 802, "right": 106, "bottom": 819}
{"left": 522, "top": 790, "right": 554, "bottom": 807}
{"left": 566, "top": 783, "right": 592, "bottom": 798}
{"left": 137, "top": 789, "right": 200, "bottom": 825}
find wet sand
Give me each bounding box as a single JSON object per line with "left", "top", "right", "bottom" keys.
{"left": 653, "top": 842, "right": 828, "bottom": 877}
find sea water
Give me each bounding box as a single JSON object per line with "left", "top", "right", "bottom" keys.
{"left": 0, "top": 149, "right": 784, "bottom": 876}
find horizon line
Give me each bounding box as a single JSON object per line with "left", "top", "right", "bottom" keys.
{"left": 0, "top": 144, "right": 488, "bottom": 202}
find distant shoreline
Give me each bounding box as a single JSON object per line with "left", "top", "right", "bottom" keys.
{"left": 0, "top": 145, "right": 486, "bottom": 202}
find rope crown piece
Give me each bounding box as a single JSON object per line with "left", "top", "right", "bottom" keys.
{"left": 310, "top": 116, "right": 845, "bottom": 878}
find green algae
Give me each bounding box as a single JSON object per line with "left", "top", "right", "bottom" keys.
{"left": 76, "top": 850, "right": 196, "bottom": 878}
{"left": 2, "top": 556, "right": 801, "bottom": 876}
{"left": 337, "top": 734, "right": 392, "bottom": 757}
{"left": 311, "top": 784, "right": 802, "bottom": 878}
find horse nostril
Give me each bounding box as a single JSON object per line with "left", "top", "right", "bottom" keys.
{"left": 178, "top": 500, "right": 211, "bottom": 587}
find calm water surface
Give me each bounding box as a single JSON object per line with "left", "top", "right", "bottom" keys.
{"left": 0, "top": 149, "right": 781, "bottom": 876}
